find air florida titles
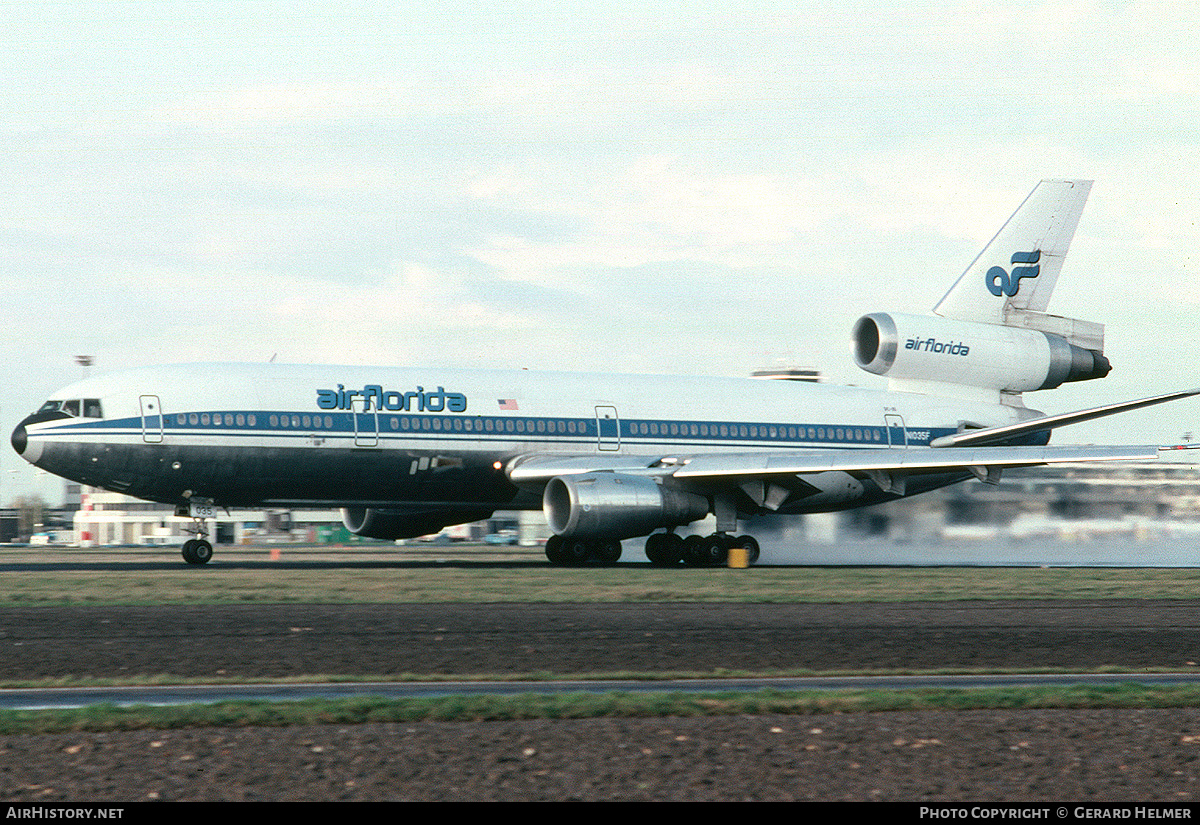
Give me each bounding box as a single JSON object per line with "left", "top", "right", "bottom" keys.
{"left": 317, "top": 384, "right": 468, "bottom": 413}
{"left": 906, "top": 336, "right": 970, "bottom": 356}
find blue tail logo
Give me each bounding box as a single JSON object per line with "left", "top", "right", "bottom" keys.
{"left": 986, "top": 250, "right": 1041, "bottom": 297}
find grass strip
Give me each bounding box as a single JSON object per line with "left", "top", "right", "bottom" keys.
{"left": 3, "top": 683, "right": 1200, "bottom": 735}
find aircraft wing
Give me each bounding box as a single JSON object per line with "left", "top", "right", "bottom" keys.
{"left": 667, "top": 444, "right": 1160, "bottom": 479}
{"left": 928, "top": 388, "right": 1200, "bottom": 448}
{"left": 506, "top": 389, "right": 1196, "bottom": 491}
{"left": 507, "top": 444, "right": 1163, "bottom": 486}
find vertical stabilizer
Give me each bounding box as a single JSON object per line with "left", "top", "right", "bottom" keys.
{"left": 933, "top": 179, "right": 1092, "bottom": 326}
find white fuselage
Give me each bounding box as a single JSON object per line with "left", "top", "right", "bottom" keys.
{"left": 14, "top": 362, "right": 1036, "bottom": 513}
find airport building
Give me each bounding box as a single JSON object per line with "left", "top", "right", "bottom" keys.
{"left": 845, "top": 456, "right": 1200, "bottom": 543}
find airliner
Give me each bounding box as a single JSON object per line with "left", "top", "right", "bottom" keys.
{"left": 11, "top": 180, "right": 1198, "bottom": 565}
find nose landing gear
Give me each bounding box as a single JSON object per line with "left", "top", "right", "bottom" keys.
{"left": 176, "top": 498, "right": 215, "bottom": 565}
{"left": 181, "top": 537, "right": 213, "bottom": 565}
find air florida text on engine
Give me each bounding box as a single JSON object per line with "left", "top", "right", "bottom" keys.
{"left": 905, "top": 336, "right": 970, "bottom": 356}
{"left": 317, "top": 385, "right": 468, "bottom": 413}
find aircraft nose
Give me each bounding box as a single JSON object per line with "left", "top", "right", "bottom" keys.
{"left": 11, "top": 420, "right": 27, "bottom": 455}
{"left": 11, "top": 414, "right": 44, "bottom": 464}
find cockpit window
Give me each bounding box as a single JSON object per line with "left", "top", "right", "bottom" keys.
{"left": 35, "top": 399, "right": 104, "bottom": 418}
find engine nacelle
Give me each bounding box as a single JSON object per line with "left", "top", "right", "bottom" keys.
{"left": 852, "top": 312, "right": 1110, "bottom": 393}
{"left": 341, "top": 506, "right": 495, "bottom": 541}
{"left": 543, "top": 473, "right": 709, "bottom": 540}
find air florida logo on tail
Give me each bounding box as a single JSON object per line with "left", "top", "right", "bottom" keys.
{"left": 317, "top": 385, "right": 468, "bottom": 413}
{"left": 987, "top": 250, "right": 1041, "bottom": 297}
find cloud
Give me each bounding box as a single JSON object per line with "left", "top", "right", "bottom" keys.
{"left": 8, "top": 0, "right": 1200, "bottom": 506}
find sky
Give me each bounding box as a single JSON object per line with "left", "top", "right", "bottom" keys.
{"left": 4, "top": 0, "right": 1200, "bottom": 504}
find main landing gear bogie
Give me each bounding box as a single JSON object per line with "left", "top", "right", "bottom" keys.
{"left": 644, "top": 532, "right": 759, "bottom": 567}
{"left": 545, "top": 534, "right": 623, "bottom": 566}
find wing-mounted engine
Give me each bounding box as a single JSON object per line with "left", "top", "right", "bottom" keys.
{"left": 543, "top": 473, "right": 709, "bottom": 540}
{"left": 852, "top": 311, "right": 1110, "bottom": 396}
{"left": 342, "top": 505, "right": 495, "bottom": 541}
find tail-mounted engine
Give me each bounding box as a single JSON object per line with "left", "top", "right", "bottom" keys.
{"left": 543, "top": 473, "right": 709, "bottom": 540}
{"left": 852, "top": 312, "right": 1110, "bottom": 394}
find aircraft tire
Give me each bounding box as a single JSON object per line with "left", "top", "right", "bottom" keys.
{"left": 701, "top": 535, "right": 729, "bottom": 567}
{"left": 192, "top": 539, "right": 213, "bottom": 564}
{"left": 681, "top": 535, "right": 706, "bottom": 567}
{"left": 545, "top": 535, "right": 565, "bottom": 564}
{"left": 733, "top": 535, "right": 760, "bottom": 565}
{"left": 182, "top": 539, "right": 213, "bottom": 565}
{"left": 662, "top": 532, "right": 684, "bottom": 565}
{"left": 644, "top": 533, "right": 667, "bottom": 565}
{"left": 595, "top": 539, "right": 622, "bottom": 565}
{"left": 644, "top": 534, "right": 661, "bottom": 564}
{"left": 562, "top": 538, "right": 592, "bottom": 566}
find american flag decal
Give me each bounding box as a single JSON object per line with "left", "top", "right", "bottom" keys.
{"left": 498, "top": 399, "right": 519, "bottom": 410}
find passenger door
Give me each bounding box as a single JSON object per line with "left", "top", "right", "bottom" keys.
{"left": 352, "top": 397, "right": 378, "bottom": 447}
{"left": 595, "top": 406, "right": 620, "bottom": 451}
{"left": 140, "top": 395, "right": 164, "bottom": 444}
